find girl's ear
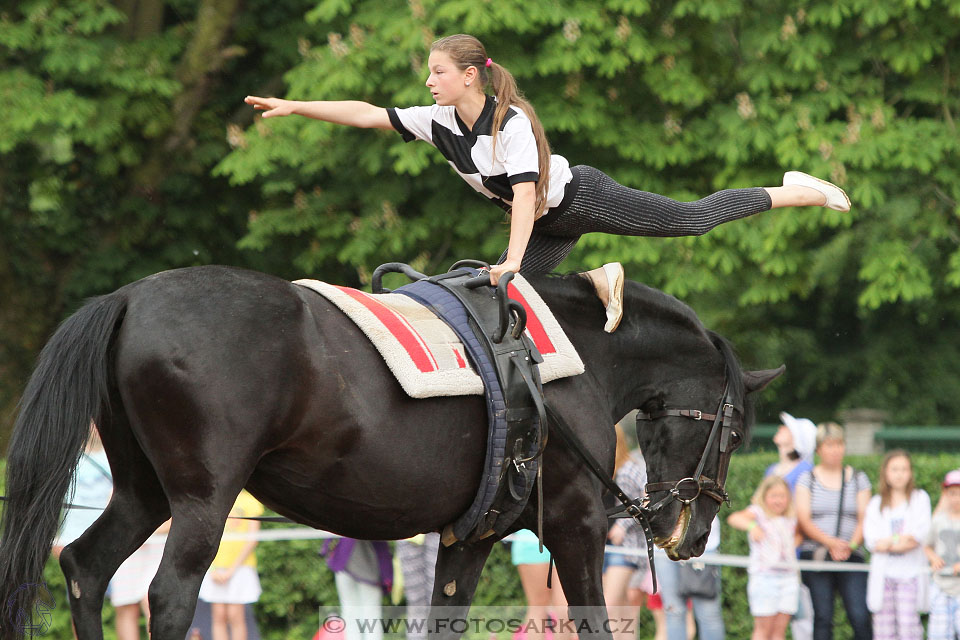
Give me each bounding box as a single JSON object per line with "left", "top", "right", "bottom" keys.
{"left": 464, "top": 65, "right": 479, "bottom": 85}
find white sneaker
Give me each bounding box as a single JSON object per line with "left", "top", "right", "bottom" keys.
{"left": 602, "top": 262, "right": 624, "bottom": 333}
{"left": 783, "top": 171, "right": 851, "bottom": 212}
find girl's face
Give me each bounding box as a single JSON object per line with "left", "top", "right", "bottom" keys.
{"left": 884, "top": 455, "right": 912, "bottom": 492}
{"left": 773, "top": 425, "right": 794, "bottom": 453}
{"left": 817, "top": 437, "right": 845, "bottom": 466}
{"left": 944, "top": 486, "right": 960, "bottom": 513}
{"left": 764, "top": 484, "right": 791, "bottom": 516}
{"left": 425, "top": 51, "right": 475, "bottom": 106}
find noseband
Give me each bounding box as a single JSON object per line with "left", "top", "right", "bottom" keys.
{"left": 637, "top": 372, "right": 744, "bottom": 514}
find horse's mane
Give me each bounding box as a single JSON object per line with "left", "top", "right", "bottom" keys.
{"left": 528, "top": 272, "right": 704, "bottom": 335}
{"left": 528, "top": 272, "right": 755, "bottom": 442}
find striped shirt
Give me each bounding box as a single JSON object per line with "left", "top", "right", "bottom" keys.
{"left": 609, "top": 450, "right": 648, "bottom": 564}
{"left": 387, "top": 95, "right": 573, "bottom": 212}
{"left": 797, "top": 467, "right": 871, "bottom": 552}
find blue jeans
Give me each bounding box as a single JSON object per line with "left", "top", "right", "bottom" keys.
{"left": 654, "top": 551, "right": 725, "bottom": 640}
{"left": 799, "top": 552, "right": 871, "bottom": 640}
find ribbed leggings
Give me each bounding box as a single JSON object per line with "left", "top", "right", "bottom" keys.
{"left": 499, "top": 165, "right": 773, "bottom": 273}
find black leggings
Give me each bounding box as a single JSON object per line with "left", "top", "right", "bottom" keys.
{"left": 499, "top": 165, "right": 773, "bottom": 273}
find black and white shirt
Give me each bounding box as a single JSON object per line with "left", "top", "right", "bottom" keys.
{"left": 387, "top": 95, "right": 573, "bottom": 212}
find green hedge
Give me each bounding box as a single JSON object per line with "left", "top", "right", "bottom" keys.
{"left": 5, "top": 452, "right": 960, "bottom": 639}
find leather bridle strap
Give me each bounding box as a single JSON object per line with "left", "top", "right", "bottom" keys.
{"left": 544, "top": 405, "right": 660, "bottom": 593}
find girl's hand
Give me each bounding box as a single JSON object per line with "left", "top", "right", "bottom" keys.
{"left": 928, "top": 552, "right": 945, "bottom": 571}
{"left": 953, "top": 562, "right": 960, "bottom": 575}
{"left": 211, "top": 567, "right": 235, "bottom": 585}
{"left": 828, "top": 538, "right": 851, "bottom": 561}
{"left": 489, "top": 259, "right": 521, "bottom": 286}
{"left": 245, "top": 96, "right": 295, "bottom": 118}
{"left": 749, "top": 527, "right": 765, "bottom": 543}
{"left": 874, "top": 537, "right": 892, "bottom": 552}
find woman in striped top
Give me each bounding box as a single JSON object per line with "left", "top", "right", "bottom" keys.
{"left": 245, "top": 34, "right": 851, "bottom": 330}
{"left": 795, "top": 422, "right": 872, "bottom": 640}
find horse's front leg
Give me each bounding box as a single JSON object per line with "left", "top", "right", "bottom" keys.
{"left": 541, "top": 480, "right": 613, "bottom": 640}
{"left": 427, "top": 537, "right": 497, "bottom": 640}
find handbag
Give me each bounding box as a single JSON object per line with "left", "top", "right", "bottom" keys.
{"left": 677, "top": 561, "right": 720, "bottom": 599}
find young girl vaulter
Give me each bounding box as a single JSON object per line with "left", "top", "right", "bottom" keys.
{"left": 728, "top": 476, "right": 801, "bottom": 640}
{"left": 863, "top": 450, "right": 932, "bottom": 640}
{"left": 245, "top": 34, "right": 851, "bottom": 329}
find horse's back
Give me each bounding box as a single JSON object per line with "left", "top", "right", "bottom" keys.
{"left": 109, "top": 266, "right": 487, "bottom": 536}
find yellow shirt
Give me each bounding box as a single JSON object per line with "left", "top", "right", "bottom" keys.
{"left": 211, "top": 490, "right": 263, "bottom": 570}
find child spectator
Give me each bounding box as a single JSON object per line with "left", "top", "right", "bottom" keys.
{"left": 924, "top": 469, "right": 960, "bottom": 640}
{"left": 728, "top": 475, "right": 800, "bottom": 640}
{"left": 199, "top": 489, "right": 264, "bottom": 640}
{"left": 864, "top": 450, "right": 930, "bottom": 640}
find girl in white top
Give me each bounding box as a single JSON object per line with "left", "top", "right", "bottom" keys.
{"left": 244, "top": 33, "right": 851, "bottom": 329}
{"left": 863, "top": 449, "right": 931, "bottom": 640}
{"left": 727, "top": 475, "right": 800, "bottom": 640}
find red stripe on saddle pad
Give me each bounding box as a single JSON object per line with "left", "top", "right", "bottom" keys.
{"left": 507, "top": 283, "right": 556, "bottom": 355}
{"left": 334, "top": 286, "right": 438, "bottom": 373}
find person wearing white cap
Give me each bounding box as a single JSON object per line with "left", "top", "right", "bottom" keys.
{"left": 765, "top": 412, "right": 818, "bottom": 492}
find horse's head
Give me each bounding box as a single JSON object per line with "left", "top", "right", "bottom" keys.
{"left": 633, "top": 331, "right": 783, "bottom": 559}
{"left": 528, "top": 274, "right": 783, "bottom": 559}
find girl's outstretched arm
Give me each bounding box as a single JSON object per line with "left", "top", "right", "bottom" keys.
{"left": 244, "top": 96, "right": 392, "bottom": 129}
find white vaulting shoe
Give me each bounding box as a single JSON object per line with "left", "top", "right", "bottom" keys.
{"left": 601, "top": 262, "right": 624, "bottom": 333}
{"left": 783, "top": 171, "right": 851, "bottom": 212}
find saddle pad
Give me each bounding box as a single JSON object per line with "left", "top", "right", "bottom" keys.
{"left": 294, "top": 275, "right": 583, "bottom": 398}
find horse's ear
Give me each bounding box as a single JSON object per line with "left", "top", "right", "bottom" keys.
{"left": 742, "top": 365, "right": 786, "bottom": 394}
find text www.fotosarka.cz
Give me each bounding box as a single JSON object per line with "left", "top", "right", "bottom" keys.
{"left": 319, "top": 606, "right": 649, "bottom": 638}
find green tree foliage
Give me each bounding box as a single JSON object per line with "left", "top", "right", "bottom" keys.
{"left": 2, "top": 0, "right": 959, "bottom": 440}
{"left": 217, "top": 0, "right": 960, "bottom": 425}
{"left": 0, "top": 0, "right": 315, "bottom": 447}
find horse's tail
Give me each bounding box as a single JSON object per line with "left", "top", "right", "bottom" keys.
{"left": 0, "top": 292, "right": 127, "bottom": 638}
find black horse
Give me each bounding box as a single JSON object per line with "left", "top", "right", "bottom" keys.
{"left": 0, "top": 266, "right": 781, "bottom": 640}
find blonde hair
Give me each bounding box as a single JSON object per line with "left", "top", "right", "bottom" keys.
{"left": 751, "top": 475, "right": 794, "bottom": 518}
{"left": 430, "top": 34, "right": 552, "bottom": 218}
{"left": 878, "top": 449, "right": 914, "bottom": 510}
{"left": 614, "top": 423, "right": 631, "bottom": 473}
{"left": 815, "top": 422, "right": 845, "bottom": 449}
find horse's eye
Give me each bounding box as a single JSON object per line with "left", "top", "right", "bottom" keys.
{"left": 727, "top": 430, "right": 743, "bottom": 451}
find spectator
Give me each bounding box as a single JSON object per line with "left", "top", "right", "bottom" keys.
{"left": 795, "top": 422, "right": 872, "bottom": 640}
{"left": 199, "top": 489, "right": 264, "bottom": 640}
{"left": 323, "top": 538, "right": 393, "bottom": 640}
{"left": 765, "top": 412, "right": 817, "bottom": 491}
{"left": 510, "top": 529, "right": 569, "bottom": 640}
{"left": 765, "top": 411, "right": 817, "bottom": 640}
{"left": 603, "top": 424, "right": 659, "bottom": 640}
{"left": 728, "top": 476, "right": 800, "bottom": 640}
{"left": 864, "top": 450, "right": 930, "bottom": 640}
{"left": 396, "top": 533, "right": 440, "bottom": 640}
{"left": 924, "top": 469, "right": 960, "bottom": 640}
{"left": 110, "top": 521, "right": 169, "bottom": 640}
{"left": 654, "top": 516, "right": 724, "bottom": 640}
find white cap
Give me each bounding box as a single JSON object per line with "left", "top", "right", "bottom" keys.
{"left": 779, "top": 411, "right": 817, "bottom": 463}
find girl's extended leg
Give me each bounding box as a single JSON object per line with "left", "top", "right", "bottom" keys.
{"left": 536, "top": 166, "right": 848, "bottom": 242}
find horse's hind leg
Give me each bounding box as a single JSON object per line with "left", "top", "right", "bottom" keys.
{"left": 60, "top": 411, "right": 170, "bottom": 640}
{"left": 428, "top": 538, "right": 497, "bottom": 640}
{"left": 145, "top": 493, "right": 241, "bottom": 640}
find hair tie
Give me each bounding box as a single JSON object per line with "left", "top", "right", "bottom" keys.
{"left": 485, "top": 58, "right": 493, "bottom": 68}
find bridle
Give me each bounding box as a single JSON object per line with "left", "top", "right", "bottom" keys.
{"left": 637, "top": 368, "right": 745, "bottom": 514}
